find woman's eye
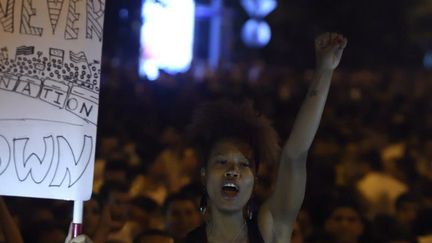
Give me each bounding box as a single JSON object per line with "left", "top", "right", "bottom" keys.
{"left": 240, "top": 162, "right": 250, "bottom": 167}
{"left": 216, "top": 160, "right": 227, "bottom": 165}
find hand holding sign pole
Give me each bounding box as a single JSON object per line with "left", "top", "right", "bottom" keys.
{"left": 0, "top": 0, "right": 106, "bottom": 238}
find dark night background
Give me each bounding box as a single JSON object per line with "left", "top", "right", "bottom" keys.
{"left": 102, "top": 0, "right": 431, "bottom": 69}
{"left": 2, "top": 1, "right": 432, "bottom": 243}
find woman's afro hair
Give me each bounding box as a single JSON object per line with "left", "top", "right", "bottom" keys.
{"left": 187, "top": 99, "right": 280, "bottom": 171}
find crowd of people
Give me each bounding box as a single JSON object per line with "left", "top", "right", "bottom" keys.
{"left": 1, "top": 52, "right": 432, "bottom": 243}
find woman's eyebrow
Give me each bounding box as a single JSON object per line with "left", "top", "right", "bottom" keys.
{"left": 211, "top": 153, "right": 225, "bottom": 158}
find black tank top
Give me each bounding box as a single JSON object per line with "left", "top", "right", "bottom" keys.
{"left": 185, "top": 218, "right": 265, "bottom": 243}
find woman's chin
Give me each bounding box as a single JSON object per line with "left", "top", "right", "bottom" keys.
{"left": 214, "top": 199, "right": 246, "bottom": 214}
{"left": 218, "top": 205, "right": 243, "bottom": 214}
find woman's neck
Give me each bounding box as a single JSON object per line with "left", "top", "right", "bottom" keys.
{"left": 207, "top": 204, "right": 247, "bottom": 242}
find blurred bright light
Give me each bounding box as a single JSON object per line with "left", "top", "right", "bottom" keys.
{"left": 241, "top": 19, "right": 272, "bottom": 48}
{"left": 241, "top": 0, "right": 277, "bottom": 17}
{"left": 139, "top": 0, "right": 195, "bottom": 80}
{"left": 142, "top": 60, "right": 160, "bottom": 81}
{"left": 119, "top": 8, "right": 129, "bottom": 20}
{"left": 424, "top": 50, "right": 432, "bottom": 69}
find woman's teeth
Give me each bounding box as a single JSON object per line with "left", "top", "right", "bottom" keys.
{"left": 222, "top": 182, "right": 239, "bottom": 192}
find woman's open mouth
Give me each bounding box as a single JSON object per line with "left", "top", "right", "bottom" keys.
{"left": 221, "top": 182, "right": 240, "bottom": 199}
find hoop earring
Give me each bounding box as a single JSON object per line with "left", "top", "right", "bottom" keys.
{"left": 199, "top": 190, "right": 208, "bottom": 215}
{"left": 245, "top": 177, "right": 259, "bottom": 220}
{"left": 246, "top": 198, "right": 257, "bottom": 221}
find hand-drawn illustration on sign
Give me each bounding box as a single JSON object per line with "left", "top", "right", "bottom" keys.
{"left": 0, "top": 0, "right": 105, "bottom": 201}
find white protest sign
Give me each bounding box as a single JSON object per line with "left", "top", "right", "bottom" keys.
{"left": 0, "top": 0, "right": 105, "bottom": 201}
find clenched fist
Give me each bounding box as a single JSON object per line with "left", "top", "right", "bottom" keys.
{"left": 315, "top": 32, "right": 348, "bottom": 70}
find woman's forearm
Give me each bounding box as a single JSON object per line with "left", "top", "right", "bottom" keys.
{"left": 282, "top": 68, "right": 333, "bottom": 159}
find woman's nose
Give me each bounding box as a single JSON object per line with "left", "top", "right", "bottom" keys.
{"left": 224, "top": 166, "right": 239, "bottom": 178}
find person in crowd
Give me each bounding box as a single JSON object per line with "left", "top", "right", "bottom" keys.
{"left": 149, "top": 126, "right": 199, "bottom": 193}
{"left": 373, "top": 192, "right": 420, "bottom": 243}
{"left": 415, "top": 207, "right": 432, "bottom": 243}
{"left": 133, "top": 229, "right": 174, "bottom": 243}
{"left": 163, "top": 192, "right": 202, "bottom": 242}
{"left": 104, "top": 159, "right": 132, "bottom": 185}
{"left": 99, "top": 181, "right": 133, "bottom": 243}
{"left": 66, "top": 183, "right": 134, "bottom": 243}
{"left": 184, "top": 32, "right": 347, "bottom": 242}
{"left": 0, "top": 197, "right": 24, "bottom": 243}
{"left": 322, "top": 201, "right": 367, "bottom": 243}
{"left": 33, "top": 220, "right": 67, "bottom": 243}
{"left": 413, "top": 138, "right": 432, "bottom": 182}
{"left": 394, "top": 193, "right": 419, "bottom": 236}
{"left": 178, "top": 182, "right": 206, "bottom": 207}
{"left": 296, "top": 208, "right": 315, "bottom": 241}
{"left": 356, "top": 150, "right": 408, "bottom": 218}
{"left": 418, "top": 180, "right": 432, "bottom": 209}
{"left": 83, "top": 196, "right": 103, "bottom": 239}
{"left": 128, "top": 196, "right": 164, "bottom": 238}
{"left": 291, "top": 222, "right": 304, "bottom": 243}
{"left": 82, "top": 195, "right": 129, "bottom": 243}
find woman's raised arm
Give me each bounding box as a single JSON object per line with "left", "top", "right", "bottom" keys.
{"left": 259, "top": 33, "right": 347, "bottom": 242}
